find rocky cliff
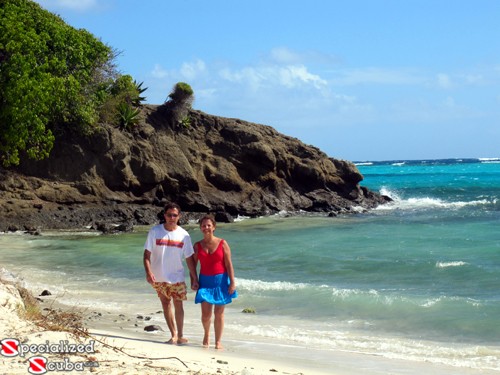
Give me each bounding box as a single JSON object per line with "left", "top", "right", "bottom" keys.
{"left": 0, "top": 105, "right": 390, "bottom": 232}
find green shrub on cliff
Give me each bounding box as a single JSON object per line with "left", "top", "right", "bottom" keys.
{"left": 99, "top": 75, "right": 147, "bottom": 127}
{"left": 167, "top": 82, "right": 194, "bottom": 104}
{"left": 165, "top": 82, "right": 194, "bottom": 126}
{"left": 0, "top": 0, "right": 142, "bottom": 166}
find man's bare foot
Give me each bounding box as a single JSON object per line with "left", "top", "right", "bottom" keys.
{"left": 177, "top": 337, "right": 188, "bottom": 345}
{"left": 215, "top": 341, "right": 223, "bottom": 350}
{"left": 165, "top": 337, "right": 177, "bottom": 344}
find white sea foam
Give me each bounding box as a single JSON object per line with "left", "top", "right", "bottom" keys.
{"left": 237, "top": 278, "right": 310, "bottom": 292}
{"left": 230, "top": 318, "right": 500, "bottom": 371}
{"left": 420, "top": 297, "right": 442, "bottom": 308}
{"left": 376, "top": 187, "right": 492, "bottom": 211}
{"left": 478, "top": 157, "right": 500, "bottom": 164}
{"left": 478, "top": 157, "right": 500, "bottom": 162}
{"left": 234, "top": 215, "right": 251, "bottom": 222}
{"left": 354, "top": 162, "right": 373, "bottom": 166}
{"left": 436, "top": 261, "right": 468, "bottom": 268}
{"left": 331, "top": 287, "right": 378, "bottom": 298}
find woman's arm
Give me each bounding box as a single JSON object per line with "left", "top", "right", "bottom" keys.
{"left": 222, "top": 240, "right": 236, "bottom": 294}
{"left": 188, "top": 242, "right": 200, "bottom": 290}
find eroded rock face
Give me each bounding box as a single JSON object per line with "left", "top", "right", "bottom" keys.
{"left": 0, "top": 106, "right": 390, "bottom": 231}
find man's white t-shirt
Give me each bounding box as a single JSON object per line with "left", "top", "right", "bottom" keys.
{"left": 144, "top": 224, "right": 194, "bottom": 283}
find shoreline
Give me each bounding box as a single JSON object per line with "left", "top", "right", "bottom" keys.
{"left": 2, "top": 224, "right": 500, "bottom": 375}
{"left": 39, "top": 294, "right": 336, "bottom": 375}
{"left": 0, "top": 277, "right": 332, "bottom": 375}
{"left": 2, "top": 280, "right": 498, "bottom": 375}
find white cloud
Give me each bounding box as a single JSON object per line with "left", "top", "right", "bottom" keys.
{"left": 151, "top": 64, "right": 169, "bottom": 79}
{"left": 180, "top": 59, "right": 207, "bottom": 81}
{"left": 196, "top": 88, "right": 218, "bottom": 101}
{"left": 463, "top": 74, "right": 484, "bottom": 85}
{"left": 331, "top": 67, "right": 424, "bottom": 86}
{"left": 269, "top": 47, "right": 302, "bottom": 64}
{"left": 151, "top": 60, "right": 207, "bottom": 81}
{"left": 437, "top": 73, "right": 453, "bottom": 89}
{"left": 279, "top": 65, "right": 327, "bottom": 89}
{"left": 219, "top": 64, "right": 327, "bottom": 92}
{"left": 268, "top": 47, "right": 340, "bottom": 66}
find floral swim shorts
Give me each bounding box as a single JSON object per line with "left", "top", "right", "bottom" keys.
{"left": 152, "top": 282, "right": 187, "bottom": 301}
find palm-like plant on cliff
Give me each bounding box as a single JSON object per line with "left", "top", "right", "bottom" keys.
{"left": 117, "top": 103, "right": 141, "bottom": 129}
{"left": 100, "top": 74, "right": 147, "bottom": 129}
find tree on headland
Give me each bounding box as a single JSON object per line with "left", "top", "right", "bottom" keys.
{"left": 0, "top": 0, "right": 146, "bottom": 166}
{"left": 164, "top": 82, "right": 194, "bottom": 127}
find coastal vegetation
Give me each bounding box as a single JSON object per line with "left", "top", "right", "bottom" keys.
{"left": 165, "top": 81, "right": 195, "bottom": 127}
{"left": 8, "top": 279, "right": 84, "bottom": 334}
{"left": 0, "top": 0, "right": 147, "bottom": 166}
{"left": 0, "top": 1, "right": 389, "bottom": 233}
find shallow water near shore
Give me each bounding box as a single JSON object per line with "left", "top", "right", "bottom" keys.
{"left": 1, "top": 158, "right": 500, "bottom": 373}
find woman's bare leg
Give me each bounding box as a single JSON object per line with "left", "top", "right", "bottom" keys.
{"left": 201, "top": 302, "right": 213, "bottom": 347}
{"left": 214, "top": 305, "right": 225, "bottom": 349}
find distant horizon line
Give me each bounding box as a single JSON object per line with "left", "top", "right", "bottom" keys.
{"left": 353, "top": 157, "right": 500, "bottom": 164}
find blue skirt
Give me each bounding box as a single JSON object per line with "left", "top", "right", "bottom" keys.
{"left": 195, "top": 273, "right": 238, "bottom": 305}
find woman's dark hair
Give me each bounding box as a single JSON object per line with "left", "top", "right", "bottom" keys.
{"left": 198, "top": 214, "right": 216, "bottom": 227}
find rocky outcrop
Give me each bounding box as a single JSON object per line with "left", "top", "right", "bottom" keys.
{"left": 0, "top": 105, "right": 390, "bottom": 232}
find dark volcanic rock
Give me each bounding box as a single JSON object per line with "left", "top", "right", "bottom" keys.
{"left": 144, "top": 324, "right": 162, "bottom": 332}
{"left": 0, "top": 106, "right": 390, "bottom": 232}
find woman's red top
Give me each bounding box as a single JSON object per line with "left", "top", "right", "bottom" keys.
{"left": 196, "top": 239, "right": 227, "bottom": 276}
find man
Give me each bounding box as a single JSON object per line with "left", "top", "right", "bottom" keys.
{"left": 143, "top": 202, "right": 199, "bottom": 344}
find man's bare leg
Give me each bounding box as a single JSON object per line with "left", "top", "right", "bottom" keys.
{"left": 159, "top": 294, "right": 177, "bottom": 343}
{"left": 214, "top": 305, "right": 225, "bottom": 349}
{"left": 201, "top": 302, "right": 213, "bottom": 347}
{"left": 173, "top": 299, "right": 188, "bottom": 344}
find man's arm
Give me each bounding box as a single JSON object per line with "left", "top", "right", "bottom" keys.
{"left": 186, "top": 255, "right": 199, "bottom": 290}
{"left": 143, "top": 250, "right": 155, "bottom": 285}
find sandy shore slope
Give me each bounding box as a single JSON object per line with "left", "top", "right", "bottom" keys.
{"left": 2, "top": 279, "right": 498, "bottom": 375}
{"left": 0, "top": 280, "right": 329, "bottom": 375}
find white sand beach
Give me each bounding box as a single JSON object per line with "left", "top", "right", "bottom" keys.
{"left": 0, "top": 279, "right": 330, "bottom": 375}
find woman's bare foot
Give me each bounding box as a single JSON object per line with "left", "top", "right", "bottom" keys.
{"left": 215, "top": 341, "right": 223, "bottom": 350}
{"left": 165, "top": 337, "right": 177, "bottom": 344}
{"left": 177, "top": 337, "right": 188, "bottom": 345}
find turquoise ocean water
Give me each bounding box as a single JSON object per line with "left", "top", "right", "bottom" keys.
{"left": 1, "top": 158, "right": 500, "bottom": 373}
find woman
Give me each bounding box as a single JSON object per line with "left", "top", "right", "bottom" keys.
{"left": 193, "top": 214, "right": 237, "bottom": 349}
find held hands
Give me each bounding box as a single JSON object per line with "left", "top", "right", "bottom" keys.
{"left": 228, "top": 282, "right": 236, "bottom": 295}
{"left": 146, "top": 272, "right": 156, "bottom": 285}
{"left": 191, "top": 280, "right": 199, "bottom": 291}
{"left": 190, "top": 274, "right": 199, "bottom": 291}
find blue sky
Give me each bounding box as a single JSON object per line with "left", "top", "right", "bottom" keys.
{"left": 33, "top": 0, "right": 500, "bottom": 162}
